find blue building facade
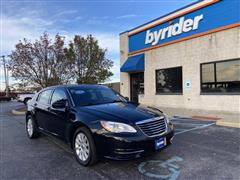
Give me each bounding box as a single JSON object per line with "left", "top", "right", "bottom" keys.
{"left": 120, "top": 0, "right": 240, "bottom": 112}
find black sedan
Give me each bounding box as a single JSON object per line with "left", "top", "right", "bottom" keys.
{"left": 26, "top": 85, "right": 174, "bottom": 166}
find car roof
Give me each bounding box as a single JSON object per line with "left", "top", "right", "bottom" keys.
{"left": 40, "top": 84, "right": 108, "bottom": 91}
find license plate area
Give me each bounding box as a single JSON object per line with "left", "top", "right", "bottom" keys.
{"left": 155, "top": 137, "right": 167, "bottom": 150}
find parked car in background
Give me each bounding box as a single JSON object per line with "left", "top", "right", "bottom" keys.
{"left": 0, "top": 96, "right": 11, "bottom": 101}
{"left": 17, "top": 93, "right": 34, "bottom": 104}
{"left": 25, "top": 85, "right": 174, "bottom": 166}
{"left": 0, "top": 92, "right": 18, "bottom": 101}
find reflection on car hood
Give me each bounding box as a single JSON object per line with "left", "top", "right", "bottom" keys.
{"left": 77, "top": 102, "right": 164, "bottom": 124}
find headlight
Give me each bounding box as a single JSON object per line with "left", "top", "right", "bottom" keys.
{"left": 100, "top": 121, "right": 137, "bottom": 133}
{"left": 164, "top": 114, "right": 171, "bottom": 124}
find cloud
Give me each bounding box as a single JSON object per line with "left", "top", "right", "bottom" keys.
{"left": 96, "top": 33, "right": 119, "bottom": 54}
{"left": 85, "top": 16, "right": 109, "bottom": 26}
{"left": 116, "top": 14, "right": 139, "bottom": 19}
{"left": 109, "top": 62, "right": 120, "bottom": 82}
{"left": 1, "top": 6, "right": 120, "bottom": 88}
{"left": 20, "top": 17, "right": 53, "bottom": 27}
{"left": 92, "top": 16, "right": 109, "bottom": 20}
{"left": 75, "top": 16, "right": 83, "bottom": 20}
{"left": 53, "top": 10, "right": 78, "bottom": 18}
{"left": 86, "top": 19, "right": 103, "bottom": 25}
{"left": 1, "top": 14, "right": 57, "bottom": 55}
{"left": 3, "top": 15, "right": 119, "bottom": 55}
{"left": 1, "top": 20, "right": 120, "bottom": 87}
{"left": 64, "top": 32, "right": 119, "bottom": 55}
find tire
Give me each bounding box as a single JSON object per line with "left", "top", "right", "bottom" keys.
{"left": 73, "top": 127, "right": 98, "bottom": 166}
{"left": 26, "top": 116, "right": 40, "bottom": 139}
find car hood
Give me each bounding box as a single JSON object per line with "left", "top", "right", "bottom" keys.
{"left": 77, "top": 102, "right": 164, "bottom": 124}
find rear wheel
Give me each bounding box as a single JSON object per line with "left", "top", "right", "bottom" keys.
{"left": 26, "top": 116, "right": 39, "bottom": 139}
{"left": 73, "top": 127, "right": 97, "bottom": 166}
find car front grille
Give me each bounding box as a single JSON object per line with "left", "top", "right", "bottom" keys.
{"left": 136, "top": 116, "right": 167, "bottom": 137}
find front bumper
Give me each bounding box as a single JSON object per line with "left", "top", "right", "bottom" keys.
{"left": 94, "top": 126, "right": 174, "bottom": 160}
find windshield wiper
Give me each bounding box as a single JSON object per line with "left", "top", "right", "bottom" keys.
{"left": 81, "top": 100, "right": 124, "bottom": 106}
{"left": 81, "top": 102, "right": 101, "bottom": 106}
{"left": 111, "top": 100, "right": 124, "bottom": 103}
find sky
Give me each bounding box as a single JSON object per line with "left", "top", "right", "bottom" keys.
{"left": 0, "top": 0, "right": 196, "bottom": 90}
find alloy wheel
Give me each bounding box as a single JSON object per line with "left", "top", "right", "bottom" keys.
{"left": 27, "top": 118, "right": 33, "bottom": 137}
{"left": 75, "top": 133, "right": 90, "bottom": 161}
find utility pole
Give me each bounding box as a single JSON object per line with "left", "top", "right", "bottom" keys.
{"left": 1, "top": 55, "right": 10, "bottom": 97}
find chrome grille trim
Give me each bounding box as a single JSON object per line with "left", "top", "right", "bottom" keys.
{"left": 136, "top": 116, "right": 167, "bottom": 137}
{"left": 136, "top": 116, "right": 165, "bottom": 124}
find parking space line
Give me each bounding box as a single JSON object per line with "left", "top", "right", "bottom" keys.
{"left": 174, "top": 128, "right": 189, "bottom": 131}
{"left": 171, "top": 117, "right": 214, "bottom": 122}
{"left": 172, "top": 122, "right": 212, "bottom": 126}
{"left": 175, "top": 123, "right": 215, "bottom": 135}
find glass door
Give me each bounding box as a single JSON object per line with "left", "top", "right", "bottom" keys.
{"left": 130, "top": 72, "right": 144, "bottom": 103}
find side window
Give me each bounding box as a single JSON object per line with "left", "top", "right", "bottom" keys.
{"left": 156, "top": 66, "right": 183, "bottom": 94}
{"left": 37, "top": 90, "right": 52, "bottom": 104}
{"left": 51, "top": 89, "right": 67, "bottom": 104}
{"left": 201, "top": 59, "right": 240, "bottom": 93}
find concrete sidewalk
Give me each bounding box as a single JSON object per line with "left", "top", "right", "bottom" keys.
{"left": 157, "top": 106, "right": 240, "bottom": 128}
{"left": 11, "top": 105, "right": 26, "bottom": 116}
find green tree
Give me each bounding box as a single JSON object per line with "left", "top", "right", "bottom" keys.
{"left": 64, "top": 35, "right": 113, "bottom": 84}
{"left": 9, "top": 33, "right": 73, "bottom": 88}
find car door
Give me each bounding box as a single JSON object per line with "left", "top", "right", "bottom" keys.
{"left": 34, "top": 89, "right": 53, "bottom": 132}
{"left": 48, "top": 88, "right": 69, "bottom": 138}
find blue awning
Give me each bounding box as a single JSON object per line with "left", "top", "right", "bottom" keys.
{"left": 120, "top": 54, "right": 144, "bottom": 72}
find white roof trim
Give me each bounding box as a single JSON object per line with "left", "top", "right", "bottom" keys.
{"left": 128, "top": 0, "right": 216, "bottom": 35}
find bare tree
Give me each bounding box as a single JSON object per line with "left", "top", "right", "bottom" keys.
{"left": 9, "top": 33, "right": 73, "bottom": 88}
{"left": 64, "top": 35, "right": 113, "bottom": 84}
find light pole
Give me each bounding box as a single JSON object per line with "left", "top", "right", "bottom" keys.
{"left": 1, "top": 55, "right": 10, "bottom": 97}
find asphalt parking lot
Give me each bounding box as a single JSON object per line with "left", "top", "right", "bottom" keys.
{"left": 1, "top": 101, "right": 239, "bottom": 180}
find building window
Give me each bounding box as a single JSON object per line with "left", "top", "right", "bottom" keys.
{"left": 201, "top": 59, "right": 240, "bottom": 94}
{"left": 156, "top": 67, "right": 182, "bottom": 94}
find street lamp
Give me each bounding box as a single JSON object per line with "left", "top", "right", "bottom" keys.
{"left": 1, "top": 55, "right": 10, "bottom": 97}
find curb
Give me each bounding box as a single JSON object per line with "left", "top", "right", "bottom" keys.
{"left": 173, "top": 115, "right": 240, "bottom": 128}
{"left": 12, "top": 109, "right": 26, "bottom": 116}
{"left": 172, "top": 115, "right": 220, "bottom": 121}
{"left": 216, "top": 120, "right": 240, "bottom": 128}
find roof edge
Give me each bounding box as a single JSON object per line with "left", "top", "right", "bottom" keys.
{"left": 119, "top": 0, "right": 203, "bottom": 36}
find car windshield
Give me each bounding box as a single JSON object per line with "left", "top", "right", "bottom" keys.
{"left": 69, "top": 87, "right": 126, "bottom": 106}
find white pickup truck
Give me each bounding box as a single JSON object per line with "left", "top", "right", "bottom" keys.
{"left": 17, "top": 93, "right": 35, "bottom": 105}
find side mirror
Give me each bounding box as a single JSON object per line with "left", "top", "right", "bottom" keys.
{"left": 52, "top": 99, "right": 67, "bottom": 109}
{"left": 124, "top": 97, "right": 130, "bottom": 101}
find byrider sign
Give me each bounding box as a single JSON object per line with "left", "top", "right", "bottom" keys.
{"left": 127, "top": 0, "right": 240, "bottom": 55}
{"left": 145, "top": 15, "right": 203, "bottom": 46}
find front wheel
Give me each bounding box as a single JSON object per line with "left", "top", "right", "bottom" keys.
{"left": 73, "top": 127, "right": 98, "bottom": 166}
{"left": 26, "top": 116, "right": 39, "bottom": 139}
